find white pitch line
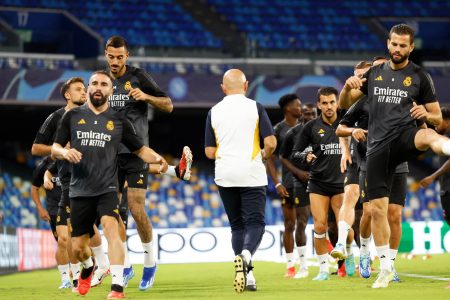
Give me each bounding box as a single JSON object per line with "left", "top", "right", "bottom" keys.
{"left": 397, "top": 273, "right": 450, "bottom": 282}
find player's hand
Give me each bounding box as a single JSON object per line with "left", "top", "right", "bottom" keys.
{"left": 129, "top": 88, "right": 148, "bottom": 101}
{"left": 63, "top": 148, "right": 82, "bottom": 164}
{"left": 340, "top": 151, "right": 352, "bottom": 173}
{"left": 276, "top": 184, "right": 290, "bottom": 198}
{"left": 294, "top": 169, "right": 310, "bottom": 183}
{"left": 410, "top": 102, "right": 428, "bottom": 120}
{"left": 38, "top": 207, "right": 51, "bottom": 221}
{"left": 43, "top": 176, "right": 54, "bottom": 190}
{"left": 306, "top": 152, "right": 316, "bottom": 163}
{"left": 156, "top": 156, "right": 169, "bottom": 173}
{"left": 344, "top": 76, "right": 367, "bottom": 91}
{"left": 352, "top": 128, "right": 368, "bottom": 142}
{"left": 419, "top": 175, "right": 435, "bottom": 188}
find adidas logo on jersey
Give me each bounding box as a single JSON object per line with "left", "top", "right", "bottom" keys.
{"left": 78, "top": 119, "right": 86, "bottom": 124}
{"left": 375, "top": 76, "right": 383, "bottom": 81}
{"left": 318, "top": 128, "right": 325, "bottom": 137}
{"left": 137, "top": 179, "right": 144, "bottom": 185}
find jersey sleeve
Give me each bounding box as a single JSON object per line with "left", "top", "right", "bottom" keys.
{"left": 136, "top": 69, "right": 168, "bottom": 97}
{"left": 292, "top": 121, "right": 312, "bottom": 153}
{"left": 280, "top": 126, "right": 297, "bottom": 159}
{"left": 339, "top": 99, "right": 364, "bottom": 127}
{"left": 121, "top": 118, "right": 144, "bottom": 152}
{"left": 34, "top": 111, "right": 59, "bottom": 145}
{"left": 257, "top": 102, "right": 274, "bottom": 139}
{"left": 418, "top": 70, "right": 437, "bottom": 104}
{"left": 32, "top": 160, "right": 46, "bottom": 187}
{"left": 54, "top": 110, "right": 73, "bottom": 146}
{"left": 204, "top": 109, "right": 216, "bottom": 147}
{"left": 360, "top": 67, "right": 372, "bottom": 95}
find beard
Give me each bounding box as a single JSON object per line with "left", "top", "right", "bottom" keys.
{"left": 72, "top": 98, "right": 86, "bottom": 106}
{"left": 89, "top": 92, "right": 108, "bottom": 107}
{"left": 389, "top": 50, "right": 409, "bottom": 65}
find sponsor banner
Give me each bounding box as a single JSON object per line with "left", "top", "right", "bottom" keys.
{"left": 399, "top": 221, "right": 450, "bottom": 254}
{"left": 17, "top": 228, "right": 57, "bottom": 271}
{"left": 0, "top": 226, "right": 19, "bottom": 275}
{"left": 1, "top": 70, "right": 449, "bottom": 105}
{"left": 99, "top": 221, "right": 450, "bottom": 264}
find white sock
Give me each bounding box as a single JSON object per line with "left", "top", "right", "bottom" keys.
{"left": 286, "top": 252, "right": 295, "bottom": 268}
{"left": 110, "top": 265, "right": 124, "bottom": 287}
{"left": 241, "top": 249, "right": 252, "bottom": 265}
{"left": 162, "top": 165, "right": 176, "bottom": 177}
{"left": 58, "top": 264, "right": 70, "bottom": 281}
{"left": 297, "top": 246, "right": 307, "bottom": 270}
{"left": 360, "top": 236, "right": 371, "bottom": 255}
{"left": 81, "top": 257, "right": 94, "bottom": 269}
{"left": 123, "top": 242, "right": 131, "bottom": 268}
{"left": 91, "top": 245, "right": 109, "bottom": 269}
{"left": 70, "top": 262, "right": 81, "bottom": 280}
{"left": 375, "top": 245, "right": 390, "bottom": 271}
{"left": 390, "top": 249, "right": 398, "bottom": 271}
{"left": 346, "top": 243, "right": 353, "bottom": 256}
{"left": 317, "top": 254, "right": 329, "bottom": 273}
{"left": 142, "top": 241, "right": 155, "bottom": 268}
{"left": 337, "top": 221, "right": 351, "bottom": 246}
{"left": 442, "top": 140, "right": 450, "bottom": 156}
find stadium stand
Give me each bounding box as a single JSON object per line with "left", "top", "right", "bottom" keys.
{"left": 0, "top": 168, "right": 444, "bottom": 230}
{"left": 1, "top": 0, "right": 222, "bottom": 49}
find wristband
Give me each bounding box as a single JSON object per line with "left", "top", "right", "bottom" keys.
{"left": 275, "top": 183, "right": 282, "bottom": 188}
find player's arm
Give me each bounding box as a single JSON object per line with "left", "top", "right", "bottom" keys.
{"left": 134, "top": 146, "right": 168, "bottom": 172}
{"left": 32, "top": 112, "right": 58, "bottom": 156}
{"left": 339, "top": 137, "right": 352, "bottom": 173}
{"left": 410, "top": 102, "right": 442, "bottom": 127}
{"left": 31, "top": 185, "right": 50, "bottom": 221}
{"left": 339, "top": 77, "right": 365, "bottom": 109}
{"left": 280, "top": 127, "right": 309, "bottom": 183}
{"left": 132, "top": 71, "right": 173, "bottom": 113}
{"left": 291, "top": 123, "right": 315, "bottom": 165}
{"left": 420, "top": 157, "right": 450, "bottom": 188}
{"left": 258, "top": 103, "right": 277, "bottom": 159}
{"left": 52, "top": 110, "right": 82, "bottom": 163}
{"left": 204, "top": 109, "right": 217, "bottom": 160}
{"left": 411, "top": 70, "right": 442, "bottom": 126}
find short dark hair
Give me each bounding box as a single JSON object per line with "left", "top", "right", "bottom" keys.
{"left": 60, "top": 77, "right": 85, "bottom": 101}
{"left": 442, "top": 106, "right": 450, "bottom": 120}
{"left": 354, "top": 61, "right": 372, "bottom": 70}
{"left": 278, "top": 93, "right": 299, "bottom": 110}
{"left": 372, "top": 56, "right": 387, "bottom": 64}
{"left": 317, "top": 87, "right": 338, "bottom": 102}
{"left": 105, "top": 35, "right": 129, "bottom": 51}
{"left": 389, "top": 24, "right": 415, "bottom": 44}
{"left": 90, "top": 70, "right": 114, "bottom": 85}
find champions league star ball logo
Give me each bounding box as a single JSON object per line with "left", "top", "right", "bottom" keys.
{"left": 403, "top": 76, "right": 412, "bottom": 87}
{"left": 106, "top": 120, "right": 114, "bottom": 131}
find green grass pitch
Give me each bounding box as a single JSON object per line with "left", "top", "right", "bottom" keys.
{"left": 1, "top": 254, "right": 449, "bottom": 300}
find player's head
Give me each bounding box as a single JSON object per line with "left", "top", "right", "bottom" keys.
{"left": 88, "top": 71, "right": 114, "bottom": 108}
{"left": 302, "top": 103, "right": 317, "bottom": 123}
{"left": 388, "top": 24, "right": 415, "bottom": 65}
{"left": 436, "top": 106, "right": 450, "bottom": 134}
{"left": 221, "top": 69, "right": 248, "bottom": 95}
{"left": 353, "top": 61, "right": 372, "bottom": 78}
{"left": 278, "top": 93, "right": 302, "bottom": 119}
{"left": 317, "top": 87, "right": 338, "bottom": 119}
{"left": 372, "top": 56, "right": 388, "bottom": 66}
{"left": 105, "top": 35, "right": 129, "bottom": 76}
{"left": 60, "top": 77, "right": 86, "bottom": 106}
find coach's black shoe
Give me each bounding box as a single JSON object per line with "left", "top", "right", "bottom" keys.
{"left": 233, "top": 254, "right": 247, "bottom": 293}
